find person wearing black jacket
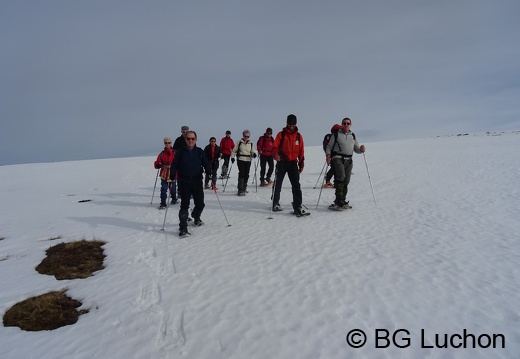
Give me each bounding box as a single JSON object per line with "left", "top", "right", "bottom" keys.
{"left": 203, "top": 137, "right": 221, "bottom": 190}
{"left": 173, "top": 125, "right": 189, "bottom": 151}
{"left": 170, "top": 131, "right": 212, "bottom": 236}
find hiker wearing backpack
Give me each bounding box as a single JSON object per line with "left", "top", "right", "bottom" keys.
{"left": 203, "top": 137, "right": 221, "bottom": 190}
{"left": 169, "top": 131, "right": 212, "bottom": 236}
{"left": 271, "top": 114, "right": 308, "bottom": 216}
{"left": 325, "top": 118, "right": 366, "bottom": 210}
{"left": 231, "top": 129, "right": 257, "bottom": 196}
{"left": 322, "top": 124, "right": 342, "bottom": 188}
{"left": 153, "top": 137, "right": 177, "bottom": 209}
{"left": 219, "top": 130, "right": 235, "bottom": 179}
{"left": 257, "top": 127, "right": 275, "bottom": 186}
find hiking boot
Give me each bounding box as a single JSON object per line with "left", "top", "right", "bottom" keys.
{"left": 260, "top": 181, "right": 267, "bottom": 187}
{"left": 158, "top": 202, "right": 167, "bottom": 209}
{"left": 204, "top": 184, "right": 211, "bottom": 189}
{"left": 272, "top": 203, "right": 282, "bottom": 212}
{"left": 170, "top": 198, "right": 178, "bottom": 205}
{"left": 193, "top": 218, "right": 204, "bottom": 226}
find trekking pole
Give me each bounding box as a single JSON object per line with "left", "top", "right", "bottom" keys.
{"left": 151, "top": 169, "right": 159, "bottom": 204}
{"left": 316, "top": 164, "right": 329, "bottom": 209}
{"left": 160, "top": 185, "right": 174, "bottom": 231}
{"left": 222, "top": 161, "right": 234, "bottom": 192}
{"left": 363, "top": 153, "right": 377, "bottom": 206}
{"left": 212, "top": 184, "right": 231, "bottom": 227}
{"left": 251, "top": 157, "right": 259, "bottom": 184}
{"left": 313, "top": 161, "right": 327, "bottom": 189}
{"left": 253, "top": 157, "right": 259, "bottom": 192}
{"left": 268, "top": 164, "right": 279, "bottom": 219}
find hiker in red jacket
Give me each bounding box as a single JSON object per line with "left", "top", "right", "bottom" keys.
{"left": 257, "top": 127, "right": 275, "bottom": 187}
{"left": 203, "top": 137, "right": 221, "bottom": 190}
{"left": 219, "top": 130, "right": 235, "bottom": 179}
{"left": 153, "top": 137, "right": 177, "bottom": 209}
{"left": 271, "top": 114, "right": 308, "bottom": 216}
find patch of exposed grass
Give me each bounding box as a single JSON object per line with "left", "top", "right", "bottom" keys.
{"left": 3, "top": 290, "right": 88, "bottom": 331}
{"left": 47, "top": 235, "right": 62, "bottom": 241}
{"left": 35, "top": 239, "right": 106, "bottom": 280}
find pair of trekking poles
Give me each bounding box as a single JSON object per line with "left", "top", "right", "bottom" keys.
{"left": 222, "top": 156, "right": 261, "bottom": 193}
{"left": 314, "top": 153, "right": 377, "bottom": 208}
{"left": 151, "top": 170, "right": 232, "bottom": 231}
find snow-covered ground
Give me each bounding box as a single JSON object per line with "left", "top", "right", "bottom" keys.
{"left": 1, "top": 131, "right": 519, "bottom": 359}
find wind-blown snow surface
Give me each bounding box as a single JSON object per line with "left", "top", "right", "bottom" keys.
{"left": 1, "top": 132, "right": 519, "bottom": 359}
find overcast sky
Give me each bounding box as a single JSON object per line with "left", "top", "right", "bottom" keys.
{"left": 1, "top": 0, "right": 519, "bottom": 165}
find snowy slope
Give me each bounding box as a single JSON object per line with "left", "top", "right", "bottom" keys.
{"left": 1, "top": 132, "right": 519, "bottom": 359}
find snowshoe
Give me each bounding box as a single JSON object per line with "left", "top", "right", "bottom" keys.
{"left": 158, "top": 203, "right": 167, "bottom": 210}
{"left": 272, "top": 203, "right": 283, "bottom": 212}
{"left": 292, "top": 206, "right": 311, "bottom": 217}
{"left": 328, "top": 203, "right": 343, "bottom": 211}
{"left": 179, "top": 228, "right": 191, "bottom": 237}
{"left": 193, "top": 218, "right": 204, "bottom": 227}
{"left": 341, "top": 201, "right": 352, "bottom": 209}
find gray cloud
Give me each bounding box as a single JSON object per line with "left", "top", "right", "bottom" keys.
{"left": 1, "top": 0, "right": 519, "bottom": 165}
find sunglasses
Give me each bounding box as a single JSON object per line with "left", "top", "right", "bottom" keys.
{"left": 244, "top": 135, "right": 250, "bottom": 138}
{"left": 186, "top": 137, "right": 196, "bottom": 141}
{"left": 342, "top": 122, "right": 351, "bottom": 126}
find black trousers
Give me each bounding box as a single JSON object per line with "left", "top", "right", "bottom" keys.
{"left": 237, "top": 160, "right": 252, "bottom": 191}
{"left": 221, "top": 154, "right": 231, "bottom": 174}
{"left": 272, "top": 160, "right": 302, "bottom": 209}
{"left": 205, "top": 161, "right": 219, "bottom": 185}
{"left": 178, "top": 180, "right": 205, "bottom": 229}
{"left": 260, "top": 155, "right": 274, "bottom": 182}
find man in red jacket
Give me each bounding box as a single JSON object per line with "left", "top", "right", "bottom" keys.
{"left": 219, "top": 130, "right": 235, "bottom": 179}
{"left": 271, "top": 114, "right": 308, "bottom": 216}
{"left": 257, "top": 127, "right": 275, "bottom": 186}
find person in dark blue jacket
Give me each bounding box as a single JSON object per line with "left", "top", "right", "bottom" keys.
{"left": 170, "top": 131, "right": 212, "bottom": 237}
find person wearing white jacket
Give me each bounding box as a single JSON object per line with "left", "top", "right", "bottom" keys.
{"left": 231, "top": 129, "right": 257, "bottom": 196}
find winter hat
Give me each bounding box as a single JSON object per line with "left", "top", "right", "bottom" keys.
{"left": 181, "top": 125, "right": 189, "bottom": 131}
{"left": 266, "top": 127, "right": 273, "bottom": 134}
{"left": 164, "top": 137, "right": 172, "bottom": 143}
{"left": 287, "top": 114, "right": 297, "bottom": 125}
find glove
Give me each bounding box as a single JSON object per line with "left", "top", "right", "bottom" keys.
{"left": 231, "top": 158, "right": 235, "bottom": 164}
{"left": 252, "top": 153, "right": 257, "bottom": 158}
{"left": 298, "top": 160, "right": 305, "bottom": 173}
{"left": 154, "top": 162, "right": 162, "bottom": 169}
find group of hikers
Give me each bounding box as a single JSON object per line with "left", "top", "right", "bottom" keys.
{"left": 154, "top": 114, "right": 366, "bottom": 237}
